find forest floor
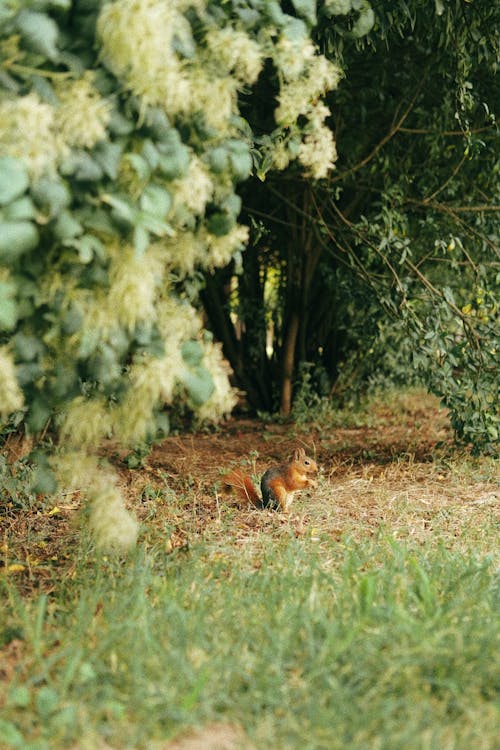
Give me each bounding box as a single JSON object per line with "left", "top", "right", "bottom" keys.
{"left": 2, "top": 388, "right": 497, "bottom": 590}
{"left": 1, "top": 389, "right": 499, "bottom": 749}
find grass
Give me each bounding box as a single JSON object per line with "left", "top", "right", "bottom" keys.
{"left": 1, "top": 391, "right": 499, "bottom": 749}
{"left": 1, "top": 533, "right": 499, "bottom": 749}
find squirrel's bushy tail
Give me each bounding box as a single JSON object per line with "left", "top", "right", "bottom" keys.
{"left": 223, "top": 469, "right": 262, "bottom": 508}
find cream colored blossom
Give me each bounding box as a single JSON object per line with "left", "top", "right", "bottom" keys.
{"left": 172, "top": 156, "right": 214, "bottom": 216}
{"left": 55, "top": 73, "right": 111, "bottom": 148}
{"left": 60, "top": 397, "right": 112, "bottom": 449}
{"left": 190, "top": 74, "right": 238, "bottom": 130}
{"left": 272, "top": 141, "right": 292, "bottom": 171}
{"left": 90, "top": 485, "right": 139, "bottom": 551}
{"left": 77, "top": 242, "right": 164, "bottom": 335}
{"left": 156, "top": 296, "right": 200, "bottom": 342}
{"left": 308, "top": 101, "right": 332, "bottom": 127}
{"left": 205, "top": 224, "right": 249, "bottom": 269}
{"left": 97, "top": 0, "right": 192, "bottom": 114}
{"left": 307, "top": 55, "right": 341, "bottom": 95}
{"left": 196, "top": 340, "right": 237, "bottom": 422}
{"left": 275, "top": 60, "right": 339, "bottom": 127}
{"left": 205, "top": 27, "right": 263, "bottom": 84}
{"left": 274, "top": 37, "right": 315, "bottom": 80}
{"left": 111, "top": 297, "right": 207, "bottom": 443}
{"left": 161, "top": 231, "right": 203, "bottom": 276}
{"left": 160, "top": 223, "right": 248, "bottom": 277}
{"left": 298, "top": 124, "right": 337, "bottom": 179}
{"left": 55, "top": 452, "right": 138, "bottom": 551}
{"left": 107, "top": 244, "right": 164, "bottom": 331}
{"left": 275, "top": 79, "right": 314, "bottom": 125}
{"left": 0, "top": 93, "right": 67, "bottom": 176}
{"left": 324, "top": 0, "right": 353, "bottom": 15}
{"left": 113, "top": 348, "right": 184, "bottom": 444}
{"left": 0, "top": 347, "right": 24, "bottom": 419}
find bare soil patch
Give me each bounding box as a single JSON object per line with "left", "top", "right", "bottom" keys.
{"left": 1, "top": 391, "right": 498, "bottom": 594}
{"left": 127, "top": 392, "right": 497, "bottom": 557}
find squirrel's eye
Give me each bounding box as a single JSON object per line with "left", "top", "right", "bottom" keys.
{"left": 305, "top": 459, "right": 310, "bottom": 465}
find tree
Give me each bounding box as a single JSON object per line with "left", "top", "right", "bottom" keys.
{"left": 202, "top": 0, "right": 499, "bottom": 448}
{"left": 0, "top": 0, "right": 350, "bottom": 548}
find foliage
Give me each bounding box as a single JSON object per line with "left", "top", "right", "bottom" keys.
{"left": 202, "top": 0, "right": 499, "bottom": 450}
{"left": 321, "top": 0, "right": 500, "bottom": 450}
{"left": 0, "top": 0, "right": 346, "bottom": 547}
{"left": 1, "top": 534, "right": 498, "bottom": 748}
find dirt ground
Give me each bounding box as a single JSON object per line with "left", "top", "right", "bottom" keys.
{"left": 1, "top": 391, "right": 499, "bottom": 595}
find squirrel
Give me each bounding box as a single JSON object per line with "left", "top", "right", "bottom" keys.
{"left": 224, "top": 447, "right": 318, "bottom": 512}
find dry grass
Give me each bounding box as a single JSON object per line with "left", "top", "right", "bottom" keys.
{"left": 1, "top": 389, "right": 498, "bottom": 591}
{"left": 124, "top": 390, "right": 498, "bottom": 563}
{"left": 0, "top": 390, "right": 498, "bottom": 750}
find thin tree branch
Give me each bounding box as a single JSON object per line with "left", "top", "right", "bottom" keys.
{"left": 423, "top": 153, "right": 468, "bottom": 204}
{"left": 406, "top": 198, "right": 500, "bottom": 258}
{"left": 331, "top": 76, "right": 427, "bottom": 184}
{"left": 398, "top": 125, "right": 494, "bottom": 136}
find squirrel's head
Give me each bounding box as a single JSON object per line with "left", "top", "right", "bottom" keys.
{"left": 291, "top": 447, "right": 318, "bottom": 474}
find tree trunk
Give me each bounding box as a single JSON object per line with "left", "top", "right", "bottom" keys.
{"left": 280, "top": 310, "right": 300, "bottom": 415}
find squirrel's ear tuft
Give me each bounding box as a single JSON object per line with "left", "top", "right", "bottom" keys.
{"left": 293, "top": 448, "right": 305, "bottom": 461}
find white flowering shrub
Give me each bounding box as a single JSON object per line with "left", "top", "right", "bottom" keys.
{"left": 0, "top": 0, "right": 346, "bottom": 549}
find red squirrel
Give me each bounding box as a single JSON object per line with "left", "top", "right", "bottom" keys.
{"left": 224, "top": 447, "right": 318, "bottom": 512}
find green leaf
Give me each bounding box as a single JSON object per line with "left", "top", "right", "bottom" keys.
{"left": 487, "top": 424, "right": 498, "bottom": 440}
{"left": 27, "top": 397, "right": 51, "bottom": 433}
{"left": 182, "top": 367, "right": 215, "bottom": 406}
{"left": 7, "top": 686, "right": 31, "bottom": 709}
{"left": 93, "top": 141, "right": 123, "bottom": 180}
{"left": 0, "top": 221, "right": 39, "bottom": 263}
{"left": 32, "top": 465, "right": 57, "bottom": 495}
{"left": 31, "top": 177, "right": 70, "bottom": 218}
{"left": 140, "top": 184, "right": 171, "bottom": 218}
{"left": 208, "top": 147, "right": 229, "bottom": 174}
{"left": 60, "top": 151, "right": 103, "bottom": 181}
{"left": 207, "top": 212, "right": 234, "bottom": 237}
{"left": 79, "top": 207, "right": 116, "bottom": 236}
{"left": 3, "top": 196, "right": 36, "bottom": 221}
{"left": 61, "top": 306, "right": 83, "bottom": 335}
{"left": 65, "top": 234, "right": 105, "bottom": 264}
{"left": 136, "top": 212, "right": 174, "bottom": 238}
{"left": 17, "top": 362, "right": 43, "bottom": 386}
{"left": 0, "top": 719, "right": 24, "bottom": 747}
{"left": 108, "top": 109, "right": 135, "bottom": 136}
{"left": 266, "top": 1, "right": 287, "bottom": 25}
{"left": 291, "top": 0, "right": 317, "bottom": 25}
{"left": 143, "top": 107, "right": 171, "bottom": 139}
{"left": 222, "top": 193, "right": 242, "bottom": 218}
{"left": 104, "top": 194, "right": 137, "bottom": 225}
{"left": 128, "top": 151, "right": 152, "bottom": 179}
{"left": 0, "top": 157, "right": 29, "bottom": 206}
{"left": 282, "top": 16, "right": 308, "bottom": 41}
{"left": 14, "top": 333, "right": 44, "bottom": 362}
{"left": 227, "top": 141, "right": 253, "bottom": 180}
{"left": 181, "top": 340, "right": 204, "bottom": 367}
{"left": 31, "top": 74, "right": 59, "bottom": 105}
{"left": 351, "top": 2, "right": 375, "bottom": 38}
{"left": 157, "top": 131, "right": 190, "bottom": 179}
{"left": 0, "top": 296, "right": 18, "bottom": 331}
{"left": 0, "top": 280, "right": 18, "bottom": 331}
{"left": 15, "top": 9, "right": 59, "bottom": 61}
{"left": 87, "top": 344, "right": 120, "bottom": 385}
{"left": 155, "top": 411, "right": 170, "bottom": 437}
{"left": 35, "top": 686, "right": 59, "bottom": 717}
{"left": 53, "top": 210, "right": 83, "bottom": 241}
{"left": 133, "top": 225, "right": 149, "bottom": 256}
